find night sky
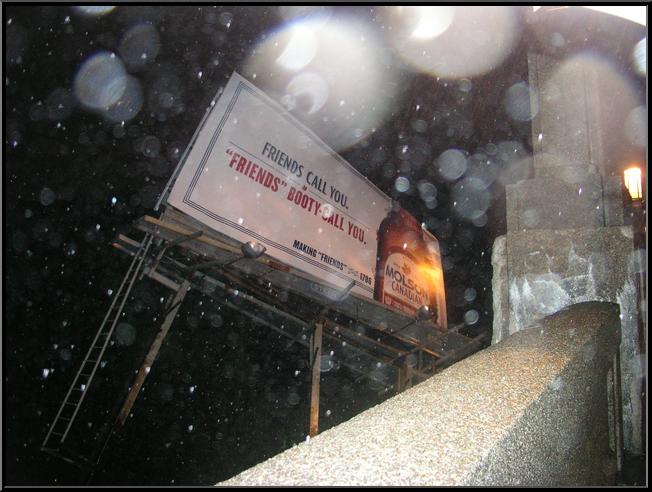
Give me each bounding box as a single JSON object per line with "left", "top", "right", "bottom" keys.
{"left": 3, "top": 5, "right": 645, "bottom": 486}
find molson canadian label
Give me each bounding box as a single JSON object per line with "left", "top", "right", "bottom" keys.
{"left": 374, "top": 203, "right": 446, "bottom": 326}
{"left": 381, "top": 253, "right": 431, "bottom": 314}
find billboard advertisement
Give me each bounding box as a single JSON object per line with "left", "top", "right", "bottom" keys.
{"left": 166, "top": 72, "right": 446, "bottom": 326}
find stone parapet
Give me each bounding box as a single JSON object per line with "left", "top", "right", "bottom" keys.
{"left": 491, "top": 226, "right": 643, "bottom": 456}
{"left": 220, "top": 302, "right": 621, "bottom": 486}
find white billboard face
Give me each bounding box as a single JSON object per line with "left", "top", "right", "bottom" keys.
{"left": 167, "top": 73, "right": 391, "bottom": 298}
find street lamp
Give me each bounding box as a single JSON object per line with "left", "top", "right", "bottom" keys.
{"left": 624, "top": 167, "right": 643, "bottom": 200}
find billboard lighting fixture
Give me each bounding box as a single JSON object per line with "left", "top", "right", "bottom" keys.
{"left": 416, "top": 304, "right": 437, "bottom": 322}
{"left": 186, "top": 241, "right": 267, "bottom": 277}
{"left": 389, "top": 303, "right": 439, "bottom": 337}
{"left": 241, "top": 241, "right": 267, "bottom": 259}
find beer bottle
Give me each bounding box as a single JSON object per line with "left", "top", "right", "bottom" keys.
{"left": 373, "top": 203, "right": 437, "bottom": 318}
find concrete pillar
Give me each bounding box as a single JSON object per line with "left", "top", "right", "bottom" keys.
{"left": 492, "top": 51, "right": 643, "bottom": 456}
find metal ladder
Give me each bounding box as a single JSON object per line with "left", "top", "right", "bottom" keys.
{"left": 41, "top": 233, "right": 154, "bottom": 456}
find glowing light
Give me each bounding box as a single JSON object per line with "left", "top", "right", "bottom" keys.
{"left": 118, "top": 23, "right": 161, "bottom": 69}
{"left": 285, "top": 71, "right": 328, "bottom": 114}
{"left": 383, "top": 6, "right": 519, "bottom": 78}
{"left": 452, "top": 177, "right": 491, "bottom": 221}
{"left": 103, "top": 75, "right": 144, "bottom": 122}
{"left": 581, "top": 6, "right": 646, "bottom": 26}
{"left": 276, "top": 25, "right": 317, "bottom": 71}
{"left": 437, "top": 148, "right": 467, "bottom": 181}
{"left": 404, "top": 6, "right": 454, "bottom": 39}
{"left": 633, "top": 38, "right": 646, "bottom": 76}
{"left": 417, "top": 181, "right": 437, "bottom": 202}
{"left": 74, "top": 6, "right": 116, "bottom": 16}
{"left": 395, "top": 176, "right": 410, "bottom": 192}
{"left": 504, "top": 82, "right": 538, "bottom": 122}
{"left": 624, "top": 167, "right": 642, "bottom": 200}
{"left": 279, "top": 6, "right": 332, "bottom": 28}
{"left": 532, "top": 6, "right": 646, "bottom": 26}
{"left": 74, "top": 52, "right": 127, "bottom": 110}
{"left": 418, "top": 263, "right": 443, "bottom": 285}
{"left": 40, "top": 187, "right": 56, "bottom": 206}
{"left": 466, "top": 153, "right": 499, "bottom": 190}
{"left": 244, "top": 16, "right": 400, "bottom": 150}
{"left": 464, "top": 309, "right": 479, "bottom": 325}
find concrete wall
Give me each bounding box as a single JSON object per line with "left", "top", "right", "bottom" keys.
{"left": 219, "top": 302, "right": 621, "bottom": 486}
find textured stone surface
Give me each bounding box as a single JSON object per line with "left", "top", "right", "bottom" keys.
{"left": 529, "top": 52, "right": 598, "bottom": 171}
{"left": 505, "top": 175, "right": 605, "bottom": 231}
{"left": 220, "top": 303, "right": 620, "bottom": 486}
{"left": 491, "top": 235, "right": 508, "bottom": 345}
{"left": 492, "top": 48, "right": 643, "bottom": 464}
{"left": 534, "top": 48, "right": 644, "bottom": 179}
{"left": 522, "top": 50, "right": 631, "bottom": 228}
{"left": 491, "top": 226, "right": 643, "bottom": 455}
{"left": 602, "top": 176, "right": 628, "bottom": 227}
{"left": 505, "top": 174, "right": 627, "bottom": 232}
{"left": 504, "top": 227, "right": 633, "bottom": 331}
{"left": 533, "top": 159, "right": 598, "bottom": 182}
{"left": 528, "top": 52, "right": 627, "bottom": 176}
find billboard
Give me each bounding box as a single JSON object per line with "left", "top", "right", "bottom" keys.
{"left": 166, "top": 72, "right": 446, "bottom": 326}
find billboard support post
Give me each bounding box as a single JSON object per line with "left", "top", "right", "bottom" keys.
{"left": 117, "top": 279, "right": 192, "bottom": 425}
{"left": 309, "top": 321, "right": 324, "bottom": 438}
{"left": 396, "top": 364, "right": 414, "bottom": 393}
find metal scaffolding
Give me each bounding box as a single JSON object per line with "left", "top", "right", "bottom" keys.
{"left": 41, "top": 207, "right": 487, "bottom": 475}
